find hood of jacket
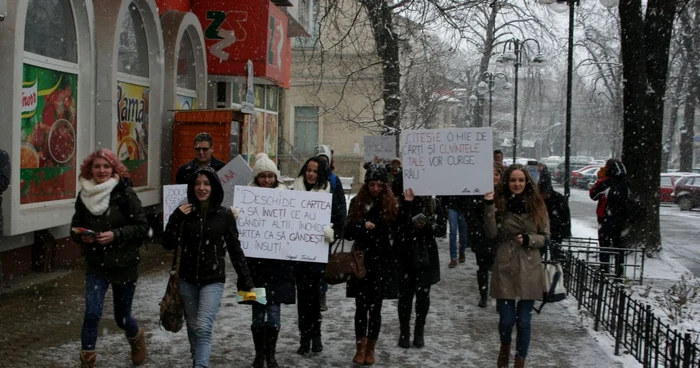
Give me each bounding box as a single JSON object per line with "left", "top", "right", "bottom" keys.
{"left": 187, "top": 166, "right": 224, "bottom": 208}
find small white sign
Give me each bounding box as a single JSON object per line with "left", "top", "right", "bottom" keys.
{"left": 364, "top": 136, "right": 397, "bottom": 163}
{"left": 218, "top": 155, "right": 254, "bottom": 207}
{"left": 400, "top": 128, "right": 493, "bottom": 195}
{"left": 233, "top": 186, "right": 332, "bottom": 263}
{"left": 162, "top": 184, "right": 188, "bottom": 230}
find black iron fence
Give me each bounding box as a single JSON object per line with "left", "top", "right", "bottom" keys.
{"left": 560, "top": 242, "right": 700, "bottom": 367}
{"left": 560, "top": 237, "right": 646, "bottom": 285}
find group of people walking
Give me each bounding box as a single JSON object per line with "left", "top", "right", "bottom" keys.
{"left": 70, "top": 132, "right": 598, "bottom": 367}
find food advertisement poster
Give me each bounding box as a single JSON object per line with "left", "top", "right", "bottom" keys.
{"left": 20, "top": 64, "right": 78, "bottom": 204}
{"left": 176, "top": 94, "right": 196, "bottom": 110}
{"left": 117, "top": 82, "right": 149, "bottom": 187}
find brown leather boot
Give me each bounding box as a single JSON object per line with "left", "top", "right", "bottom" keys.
{"left": 365, "top": 339, "right": 377, "bottom": 365}
{"left": 497, "top": 343, "right": 510, "bottom": 368}
{"left": 80, "top": 350, "right": 96, "bottom": 368}
{"left": 127, "top": 328, "right": 147, "bottom": 365}
{"left": 514, "top": 355, "right": 525, "bottom": 368}
{"left": 352, "top": 337, "right": 367, "bottom": 365}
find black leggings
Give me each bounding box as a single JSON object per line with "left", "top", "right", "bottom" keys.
{"left": 398, "top": 275, "right": 431, "bottom": 326}
{"left": 296, "top": 267, "right": 323, "bottom": 339}
{"left": 355, "top": 298, "right": 383, "bottom": 340}
{"left": 476, "top": 253, "right": 494, "bottom": 297}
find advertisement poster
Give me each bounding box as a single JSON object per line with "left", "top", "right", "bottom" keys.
{"left": 265, "top": 114, "right": 278, "bottom": 161}
{"left": 255, "top": 111, "right": 265, "bottom": 155}
{"left": 117, "top": 81, "right": 149, "bottom": 187}
{"left": 176, "top": 94, "right": 196, "bottom": 110}
{"left": 20, "top": 64, "right": 78, "bottom": 204}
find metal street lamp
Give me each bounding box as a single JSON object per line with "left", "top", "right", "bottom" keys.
{"left": 477, "top": 72, "right": 510, "bottom": 127}
{"left": 498, "top": 38, "right": 547, "bottom": 165}
{"left": 539, "top": 0, "right": 619, "bottom": 200}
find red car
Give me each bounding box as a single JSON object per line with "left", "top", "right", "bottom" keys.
{"left": 570, "top": 165, "right": 601, "bottom": 188}
{"left": 671, "top": 174, "right": 700, "bottom": 210}
{"left": 660, "top": 173, "right": 693, "bottom": 203}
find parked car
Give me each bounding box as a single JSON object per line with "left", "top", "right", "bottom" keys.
{"left": 671, "top": 174, "right": 700, "bottom": 210}
{"left": 572, "top": 166, "right": 602, "bottom": 189}
{"left": 543, "top": 156, "right": 562, "bottom": 170}
{"left": 553, "top": 162, "right": 589, "bottom": 184}
{"left": 660, "top": 173, "right": 693, "bottom": 203}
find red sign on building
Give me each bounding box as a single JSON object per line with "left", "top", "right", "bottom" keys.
{"left": 193, "top": 0, "right": 291, "bottom": 88}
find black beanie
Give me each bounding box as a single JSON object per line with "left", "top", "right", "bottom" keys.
{"left": 364, "top": 163, "right": 388, "bottom": 183}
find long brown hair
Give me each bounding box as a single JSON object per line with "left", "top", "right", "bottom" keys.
{"left": 494, "top": 164, "right": 548, "bottom": 230}
{"left": 348, "top": 182, "right": 398, "bottom": 224}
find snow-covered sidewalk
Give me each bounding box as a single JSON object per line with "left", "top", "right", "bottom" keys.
{"left": 29, "top": 235, "right": 638, "bottom": 368}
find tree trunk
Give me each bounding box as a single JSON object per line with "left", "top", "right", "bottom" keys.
{"left": 473, "top": 3, "right": 500, "bottom": 128}
{"left": 661, "top": 72, "right": 685, "bottom": 172}
{"left": 679, "top": 74, "right": 697, "bottom": 172}
{"left": 619, "top": 0, "right": 677, "bottom": 254}
{"left": 362, "top": 0, "right": 401, "bottom": 151}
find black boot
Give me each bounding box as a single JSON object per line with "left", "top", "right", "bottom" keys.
{"left": 398, "top": 324, "right": 410, "bottom": 348}
{"left": 297, "top": 335, "right": 311, "bottom": 355}
{"left": 251, "top": 326, "right": 265, "bottom": 368}
{"left": 319, "top": 291, "right": 328, "bottom": 312}
{"left": 265, "top": 325, "right": 280, "bottom": 368}
{"left": 413, "top": 321, "right": 425, "bottom": 348}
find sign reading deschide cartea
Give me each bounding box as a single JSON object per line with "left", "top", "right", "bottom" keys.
{"left": 233, "top": 186, "right": 332, "bottom": 263}
{"left": 400, "top": 128, "right": 493, "bottom": 196}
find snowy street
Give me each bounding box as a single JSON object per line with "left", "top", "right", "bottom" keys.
{"left": 564, "top": 185, "right": 700, "bottom": 276}
{"left": 0, "top": 234, "right": 636, "bottom": 367}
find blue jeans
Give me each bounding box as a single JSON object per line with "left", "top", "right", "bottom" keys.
{"left": 497, "top": 299, "right": 535, "bottom": 359}
{"left": 180, "top": 281, "right": 225, "bottom": 368}
{"left": 252, "top": 303, "right": 281, "bottom": 328}
{"left": 448, "top": 209, "right": 468, "bottom": 260}
{"left": 81, "top": 274, "right": 139, "bottom": 350}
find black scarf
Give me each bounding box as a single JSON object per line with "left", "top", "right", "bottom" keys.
{"left": 506, "top": 195, "right": 528, "bottom": 215}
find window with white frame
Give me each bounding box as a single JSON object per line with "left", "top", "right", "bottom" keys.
{"left": 176, "top": 30, "right": 197, "bottom": 109}
{"left": 116, "top": 1, "right": 151, "bottom": 187}
{"left": 294, "top": 106, "right": 319, "bottom": 155}
{"left": 20, "top": 0, "right": 80, "bottom": 205}
{"left": 293, "top": 0, "right": 319, "bottom": 49}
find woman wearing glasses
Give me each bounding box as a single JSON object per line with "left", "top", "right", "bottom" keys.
{"left": 175, "top": 132, "right": 226, "bottom": 184}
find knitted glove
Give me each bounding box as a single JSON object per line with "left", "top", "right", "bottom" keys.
{"left": 230, "top": 206, "right": 241, "bottom": 221}
{"left": 323, "top": 226, "right": 334, "bottom": 243}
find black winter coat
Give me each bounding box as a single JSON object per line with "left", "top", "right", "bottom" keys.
{"left": 175, "top": 157, "right": 226, "bottom": 185}
{"left": 246, "top": 183, "right": 295, "bottom": 305}
{"left": 345, "top": 197, "right": 399, "bottom": 300}
{"left": 545, "top": 191, "right": 571, "bottom": 243}
{"left": 0, "top": 149, "right": 9, "bottom": 238}
{"left": 393, "top": 196, "right": 445, "bottom": 288}
{"left": 464, "top": 196, "right": 497, "bottom": 256}
{"left": 163, "top": 167, "right": 254, "bottom": 290}
{"left": 71, "top": 179, "right": 149, "bottom": 284}
{"left": 590, "top": 175, "right": 628, "bottom": 237}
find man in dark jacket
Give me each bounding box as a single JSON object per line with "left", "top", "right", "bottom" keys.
{"left": 175, "top": 132, "right": 226, "bottom": 184}
{"left": 0, "top": 149, "right": 9, "bottom": 239}
{"left": 590, "top": 159, "right": 628, "bottom": 277}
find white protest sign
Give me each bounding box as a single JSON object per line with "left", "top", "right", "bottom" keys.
{"left": 218, "top": 155, "right": 254, "bottom": 207}
{"left": 364, "top": 136, "right": 397, "bottom": 163}
{"left": 162, "top": 184, "right": 188, "bottom": 230}
{"left": 400, "top": 128, "right": 493, "bottom": 196}
{"left": 233, "top": 186, "right": 332, "bottom": 263}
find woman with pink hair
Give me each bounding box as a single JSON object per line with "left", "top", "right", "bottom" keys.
{"left": 70, "top": 148, "right": 149, "bottom": 367}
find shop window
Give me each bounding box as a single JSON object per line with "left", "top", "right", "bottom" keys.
{"left": 24, "top": 0, "right": 78, "bottom": 63}
{"left": 266, "top": 86, "right": 279, "bottom": 112}
{"left": 176, "top": 31, "right": 196, "bottom": 90}
{"left": 20, "top": 0, "right": 79, "bottom": 204}
{"left": 294, "top": 106, "right": 319, "bottom": 155}
{"left": 293, "top": 0, "right": 319, "bottom": 49}
{"left": 118, "top": 2, "right": 149, "bottom": 78}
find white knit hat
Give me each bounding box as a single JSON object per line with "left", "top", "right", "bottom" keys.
{"left": 314, "top": 145, "right": 332, "bottom": 161}
{"left": 253, "top": 153, "right": 280, "bottom": 178}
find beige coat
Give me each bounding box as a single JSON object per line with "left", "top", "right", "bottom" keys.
{"left": 484, "top": 203, "right": 550, "bottom": 300}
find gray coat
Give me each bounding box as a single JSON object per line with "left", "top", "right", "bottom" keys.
{"left": 484, "top": 203, "right": 550, "bottom": 300}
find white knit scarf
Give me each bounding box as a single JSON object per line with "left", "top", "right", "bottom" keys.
{"left": 292, "top": 177, "right": 331, "bottom": 193}
{"left": 80, "top": 177, "right": 119, "bottom": 216}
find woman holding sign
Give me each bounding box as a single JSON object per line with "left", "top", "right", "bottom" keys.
{"left": 162, "top": 166, "right": 255, "bottom": 368}
{"left": 239, "top": 153, "right": 294, "bottom": 368}
{"left": 291, "top": 157, "right": 337, "bottom": 355}
{"left": 71, "top": 148, "right": 149, "bottom": 367}
{"left": 345, "top": 163, "right": 399, "bottom": 366}
{"left": 484, "top": 164, "right": 550, "bottom": 368}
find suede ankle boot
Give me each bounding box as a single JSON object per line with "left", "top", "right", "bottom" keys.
{"left": 413, "top": 322, "right": 425, "bottom": 348}
{"left": 497, "top": 343, "right": 510, "bottom": 368}
{"left": 80, "top": 350, "right": 96, "bottom": 368}
{"left": 127, "top": 328, "right": 146, "bottom": 365}
{"left": 353, "top": 337, "right": 367, "bottom": 365}
{"left": 398, "top": 324, "right": 410, "bottom": 348}
{"left": 365, "top": 339, "right": 377, "bottom": 365}
{"left": 515, "top": 355, "right": 525, "bottom": 368}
